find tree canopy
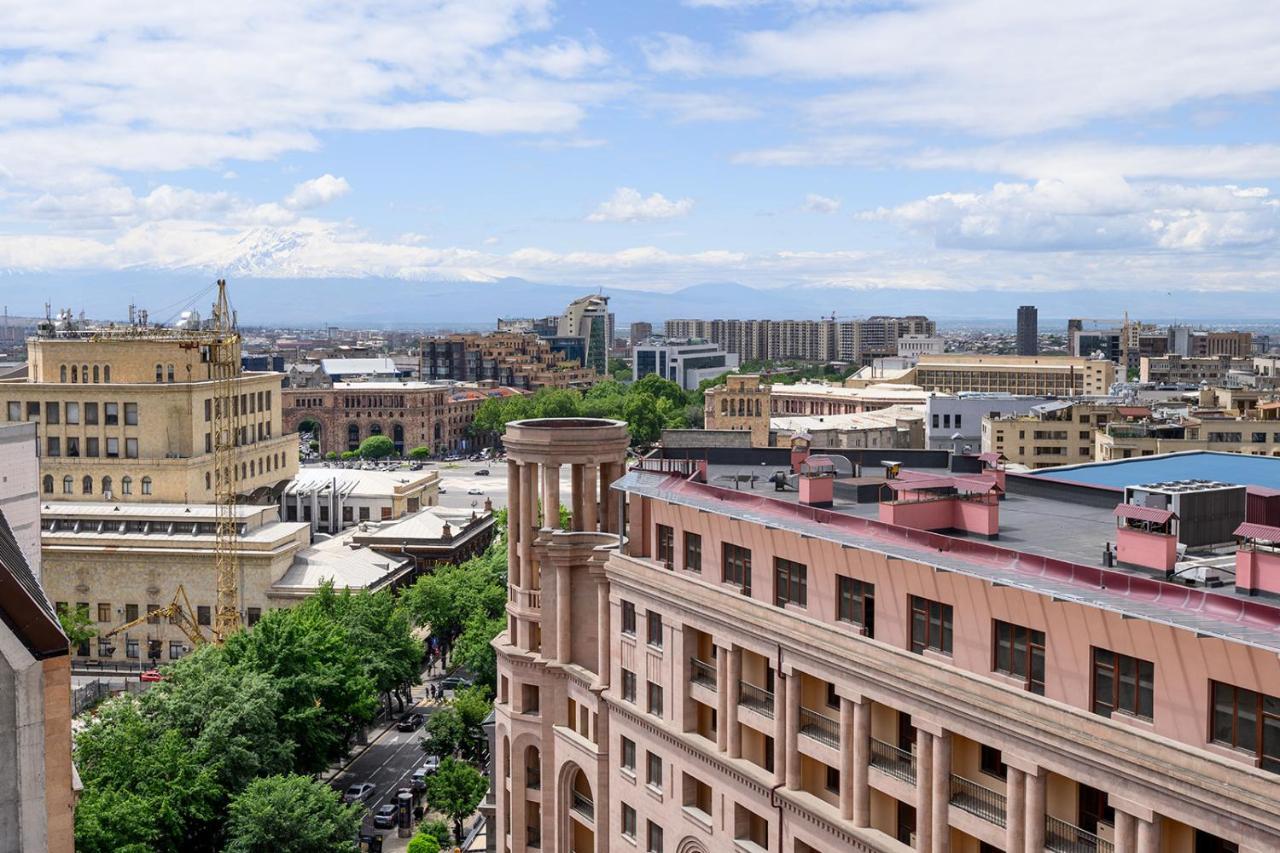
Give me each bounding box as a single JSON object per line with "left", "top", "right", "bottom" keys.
{"left": 424, "top": 757, "right": 489, "bottom": 843}
{"left": 357, "top": 434, "right": 395, "bottom": 458}
{"left": 223, "top": 775, "right": 363, "bottom": 853}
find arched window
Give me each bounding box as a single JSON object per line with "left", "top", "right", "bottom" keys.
{"left": 82, "top": 475, "right": 93, "bottom": 495}
{"left": 249, "top": 459, "right": 255, "bottom": 477}
{"left": 42, "top": 475, "right": 53, "bottom": 494}
{"left": 103, "top": 365, "right": 111, "bottom": 382}
{"left": 101, "top": 476, "right": 112, "bottom": 496}
{"left": 205, "top": 472, "right": 211, "bottom": 490}
{"left": 121, "top": 476, "right": 132, "bottom": 495}
{"left": 60, "top": 365, "right": 67, "bottom": 383}
{"left": 71, "top": 365, "right": 78, "bottom": 383}
{"left": 167, "top": 364, "right": 175, "bottom": 383}
{"left": 155, "top": 364, "right": 164, "bottom": 383}
{"left": 81, "top": 364, "right": 88, "bottom": 383}
{"left": 92, "top": 365, "right": 100, "bottom": 383}
{"left": 62, "top": 476, "right": 73, "bottom": 494}
{"left": 348, "top": 423, "right": 360, "bottom": 451}
{"left": 141, "top": 477, "right": 152, "bottom": 495}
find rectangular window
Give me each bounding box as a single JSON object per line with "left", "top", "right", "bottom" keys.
{"left": 45, "top": 402, "right": 59, "bottom": 424}
{"left": 1211, "top": 681, "right": 1279, "bottom": 773}
{"left": 197, "top": 606, "right": 211, "bottom": 626}
{"left": 86, "top": 437, "right": 99, "bottom": 457}
{"left": 910, "top": 595, "right": 953, "bottom": 655}
{"left": 826, "top": 765, "right": 840, "bottom": 793}
{"left": 647, "top": 681, "right": 663, "bottom": 717}
{"left": 106, "top": 437, "right": 119, "bottom": 457}
{"left": 146, "top": 603, "right": 160, "bottom": 625}
{"left": 124, "top": 402, "right": 138, "bottom": 425}
{"left": 46, "top": 437, "right": 60, "bottom": 457}
{"left": 104, "top": 402, "right": 119, "bottom": 425}
{"left": 26, "top": 401, "right": 39, "bottom": 419}
{"left": 621, "top": 600, "right": 636, "bottom": 635}
{"left": 993, "top": 620, "right": 1046, "bottom": 694}
{"left": 684, "top": 531, "right": 702, "bottom": 572}
{"left": 125, "top": 603, "right": 138, "bottom": 623}
{"left": 656, "top": 523, "right": 674, "bottom": 565}
{"left": 125, "top": 638, "right": 139, "bottom": 659}
{"left": 837, "top": 576, "right": 875, "bottom": 637}
{"left": 66, "top": 437, "right": 79, "bottom": 457}
{"left": 774, "top": 557, "right": 808, "bottom": 608}
{"left": 646, "top": 752, "right": 663, "bottom": 791}
{"left": 621, "top": 736, "right": 636, "bottom": 772}
{"left": 65, "top": 402, "right": 79, "bottom": 424}
{"left": 622, "top": 669, "right": 637, "bottom": 703}
{"left": 1092, "top": 647, "right": 1154, "bottom": 720}
{"left": 621, "top": 804, "right": 636, "bottom": 839}
{"left": 97, "top": 602, "right": 111, "bottom": 622}
{"left": 647, "top": 821, "right": 663, "bottom": 853}
{"left": 980, "top": 745, "right": 1007, "bottom": 780}
{"left": 722, "top": 543, "right": 752, "bottom": 594}
{"left": 125, "top": 437, "right": 138, "bottom": 458}
{"left": 6, "top": 402, "right": 18, "bottom": 421}
{"left": 247, "top": 607, "right": 261, "bottom": 627}
{"left": 84, "top": 402, "right": 98, "bottom": 425}
{"left": 646, "top": 611, "right": 663, "bottom": 648}
{"left": 204, "top": 398, "right": 212, "bottom": 422}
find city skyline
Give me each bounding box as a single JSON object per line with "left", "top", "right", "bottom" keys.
{"left": 1, "top": 0, "right": 1279, "bottom": 316}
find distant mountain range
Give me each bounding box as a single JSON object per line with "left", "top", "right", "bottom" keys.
{"left": 1, "top": 271, "right": 1277, "bottom": 329}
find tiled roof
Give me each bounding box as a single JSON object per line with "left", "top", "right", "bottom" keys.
{"left": 1113, "top": 504, "right": 1176, "bottom": 525}
{"left": 1234, "top": 522, "right": 1280, "bottom": 542}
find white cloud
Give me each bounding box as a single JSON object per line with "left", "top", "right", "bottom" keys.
{"left": 586, "top": 187, "right": 695, "bottom": 223}
{"left": 720, "top": 0, "right": 1280, "bottom": 135}
{"left": 639, "top": 34, "right": 713, "bottom": 75}
{"left": 803, "top": 193, "right": 841, "bottom": 214}
{"left": 647, "top": 93, "right": 762, "bottom": 123}
{"left": 866, "top": 177, "right": 1280, "bottom": 251}
{"left": 284, "top": 175, "right": 351, "bottom": 211}
{"left": 732, "top": 135, "right": 899, "bottom": 167}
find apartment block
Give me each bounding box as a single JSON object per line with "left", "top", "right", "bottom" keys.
{"left": 1097, "top": 416, "right": 1280, "bottom": 461}
{"left": 916, "top": 355, "right": 1115, "bottom": 397}
{"left": 419, "top": 332, "right": 597, "bottom": 390}
{"left": 1139, "top": 355, "right": 1254, "bottom": 386}
{"left": 662, "top": 317, "right": 935, "bottom": 365}
{"left": 981, "top": 401, "right": 1118, "bottom": 469}
{"left": 493, "top": 425, "right": 1279, "bottom": 853}
{"left": 1, "top": 328, "right": 297, "bottom": 504}
{"left": 632, "top": 340, "right": 739, "bottom": 391}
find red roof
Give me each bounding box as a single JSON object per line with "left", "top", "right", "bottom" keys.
{"left": 978, "top": 451, "right": 1005, "bottom": 465}
{"left": 1115, "top": 406, "right": 1152, "bottom": 418}
{"left": 886, "top": 474, "right": 998, "bottom": 494}
{"left": 1234, "top": 522, "right": 1280, "bottom": 541}
{"left": 1113, "top": 503, "right": 1175, "bottom": 525}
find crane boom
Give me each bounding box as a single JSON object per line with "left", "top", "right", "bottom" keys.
{"left": 101, "top": 584, "right": 206, "bottom": 650}
{"left": 210, "top": 279, "right": 242, "bottom": 643}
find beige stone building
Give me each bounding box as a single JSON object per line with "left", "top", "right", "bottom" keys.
{"left": 1097, "top": 415, "right": 1280, "bottom": 461}
{"left": 1139, "top": 355, "right": 1253, "bottom": 385}
{"left": 981, "top": 401, "right": 1120, "bottom": 469}
{"left": 704, "top": 375, "right": 772, "bottom": 446}
{"left": 2, "top": 331, "right": 297, "bottom": 505}
{"left": 916, "top": 354, "right": 1115, "bottom": 396}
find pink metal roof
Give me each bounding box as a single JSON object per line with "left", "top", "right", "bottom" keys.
{"left": 885, "top": 473, "right": 998, "bottom": 494}
{"left": 1234, "top": 522, "right": 1280, "bottom": 541}
{"left": 1113, "top": 504, "right": 1176, "bottom": 525}
{"left": 978, "top": 451, "right": 1005, "bottom": 465}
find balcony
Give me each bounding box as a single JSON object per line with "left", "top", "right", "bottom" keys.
{"left": 526, "top": 766, "right": 541, "bottom": 790}
{"left": 798, "top": 706, "right": 840, "bottom": 748}
{"left": 690, "top": 657, "right": 717, "bottom": 689}
{"left": 949, "top": 774, "right": 1006, "bottom": 827}
{"left": 738, "top": 681, "right": 775, "bottom": 718}
{"left": 869, "top": 737, "right": 916, "bottom": 785}
{"left": 570, "top": 790, "right": 595, "bottom": 822}
{"left": 1046, "top": 815, "right": 1114, "bottom": 853}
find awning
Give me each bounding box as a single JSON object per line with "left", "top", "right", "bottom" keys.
{"left": 1233, "top": 522, "right": 1280, "bottom": 542}
{"left": 1113, "top": 504, "right": 1175, "bottom": 525}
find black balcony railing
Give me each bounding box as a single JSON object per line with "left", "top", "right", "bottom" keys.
{"left": 690, "top": 657, "right": 717, "bottom": 689}
{"left": 868, "top": 737, "right": 916, "bottom": 785}
{"left": 949, "top": 774, "right": 1006, "bottom": 827}
{"left": 737, "top": 681, "right": 774, "bottom": 717}
{"left": 570, "top": 790, "right": 595, "bottom": 822}
{"left": 526, "top": 766, "right": 541, "bottom": 790}
{"left": 798, "top": 706, "right": 840, "bottom": 748}
{"left": 1046, "top": 816, "right": 1114, "bottom": 853}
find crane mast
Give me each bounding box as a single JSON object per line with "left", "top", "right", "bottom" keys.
{"left": 210, "top": 279, "right": 241, "bottom": 643}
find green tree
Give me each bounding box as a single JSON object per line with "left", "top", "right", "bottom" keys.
{"left": 222, "top": 775, "right": 362, "bottom": 853}
{"left": 452, "top": 611, "right": 504, "bottom": 691}
{"left": 633, "top": 373, "right": 686, "bottom": 409}
{"left": 58, "top": 606, "right": 97, "bottom": 649}
{"left": 358, "top": 434, "right": 395, "bottom": 459}
{"left": 623, "top": 392, "right": 663, "bottom": 445}
{"left": 424, "top": 757, "right": 489, "bottom": 843}
{"left": 325, "top": 451, "right": 339, "bottom": 460}
{"left": 310, "top": 586, "right": 421, "bottom": 713}
{"left": 607, "top": 357, "right": 630, "bottom": 382}
{"left": 406, "top": 835, "right": 441, "bottom": 853}
{"left": 340, "top": 450, "right": 358, "bottom": 460}
{"left": 409, "top": 445, "right": 431, "bottom": 460}
{"left": 530, "top": 387, "right": 582, "bottom": 419}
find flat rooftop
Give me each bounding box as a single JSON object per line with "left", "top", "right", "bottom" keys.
{"left": 1028, "top": 451, "right": 1280, "bottom": 492}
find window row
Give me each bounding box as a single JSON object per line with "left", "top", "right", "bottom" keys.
{"left": 42, "top": 474, "right": 151, "bottom": 496}
{"left": 58, "top": 364, "right": 111, "bottom": 384}
{"left": 8, "top": 400, "right": 138, "bottom": 426}
{"left": 203, "top": 389, "right": 273, "bottom": 421}
{"left": 45, "top": 436, "right": 138, "bottom": 459}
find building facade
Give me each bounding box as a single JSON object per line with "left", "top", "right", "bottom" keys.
{"left": 981, "top": 401, "right": 1118, "bottom": 469}
{"left": 419, "top": 333, "right": 597, "bottom": 390}
{"left": 1139, "top": 355, "right": 1254, "bottom": 386}
{"left": 632, "top": 341, "right": 739, "bottom": 391}
{"left": 559, "top": 295, "right": 612, "bottom": 374}
{"left": 924, "top": 395, "right": 1053, "bottom": 453}
{"left": 663, "top": 317, "right": 936, "bottom": 365}
{"left": 1, "top": 332, "right": 298, "bottom": 504}
{"left": 1097, "top": 416, "right": 1280, "bottom": 461}
{"left": 493, "top": 433, "right": 1280, "bottom": 853}
{"left": 1016, "top": 306, "right": 1038, "bottom": 356}
{"left": 915, "top": 355, "right": 1115, "bottom": 397}
{"left": 280, "top": 467, "right": 440, "bottom": 533}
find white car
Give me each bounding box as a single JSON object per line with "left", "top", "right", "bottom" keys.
{"left": 467, "top": 487, "right": 484, "bottom": 495}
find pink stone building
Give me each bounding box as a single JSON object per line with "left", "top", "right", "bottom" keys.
{"left": 493, "top": 426, "right": 1280, "bottom": 853}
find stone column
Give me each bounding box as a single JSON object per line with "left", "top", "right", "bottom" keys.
{"left": 727, "top": 647, "right": 742, "bottom": 758}
{"left": 785, "top": 672, "right": 800, "bottom": 790}
{"left": 542, "top": 463, "right": 560, "bottom": 530}
{"left": 1024, "top": 768, "right": 1046, "bottom": 852}
{"left": 507, "top": 459, "right": 520, "bottom": 575}
{"left": 774, "top": 672, "right": 789, "bottom": 787}
{"left": 595, "top": 579, "right": 609, "bottom": 688}
{"left": 518, "top": 463, "right": 535, "bottom": 588}
{"left": 1136, "top": 817, "right": 1160, "bottom": 853}
{"left": 716, "top": 648, "right": 729, "bottom": 752}
{"left": 852, "top": 697, "right": 871, "bottom": 828}
{"left": 570, "top": 463, "right": 584, "bottom": 531}
{"left": 1114, "top": 811, "right": 1137, "bottom": 853}
{"left": 916, "top": 732, "right": 934, "bottom": 853}
{"left": 1005, "top": 768, "right": 1026, "bottom": 853}
{"left": 931, "top": 731, "right": 951, "bottom": 853}
{"left": 509, "top": 747, "right": 527, "bottom": 853}
{"left": 602, "top": 461, "right": 622, "bottom": 532}
{"left": 839, "top": 696, "right": 855, "bottom": 821}
{"left": 583, "top": 463, "right": 599, "bottom": 531}
{"left": 556, "top": 560, "right": 571, "bottom": 665}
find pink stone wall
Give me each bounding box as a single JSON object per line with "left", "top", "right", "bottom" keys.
{"left": 1236, "top": 548, "right": 1280, "bottom": 596}
{"left": 1116, "top": 526, "right": 1177, "bottom": 573}
{"left": 955, "top": 498, "right": 999, "bottom": 537}
{"left": 799, "top": 475, "right": 833, "bottom": 506}
{"left": 878, "top": 497, "right": 954, "bottom": 531}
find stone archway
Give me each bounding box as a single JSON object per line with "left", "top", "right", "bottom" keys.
{"left": 677, "top": 838, "right": 711, "bottom": 853}
{"left": 392, "top": 423, "right": 405, "bottom": 455}
{"left": 557, "top": 760, "right": 596, "bottom": 853}
{"left": 347, "top": 423, "right": 360, "bottom": 451}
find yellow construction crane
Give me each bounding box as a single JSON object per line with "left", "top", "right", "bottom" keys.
{"left": 99, "top": 585, "right": 206, "bottom": 653}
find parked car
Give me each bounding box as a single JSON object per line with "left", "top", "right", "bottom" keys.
{"left": 396, "top": 712, "right": 425, "bottom": 732}
{"left": 421, "top": 754, "right": 441, "bottom": 774}
{"left": 342, "top": 782, "right": 376, "bottom": 804}
{"left": 438, "top": 675, "right": 473, "bottom": 692}
{"left": 475, "top": 469, "right": 490, "bottom": 476}
{"left": 372, "top": 803, "right": 398, "bottom": 829}
{"left": 467, "top": 487, "right": 484, "bottom": 495}
{"left": 139, "top": 669, "right": 163, "bottom": 683}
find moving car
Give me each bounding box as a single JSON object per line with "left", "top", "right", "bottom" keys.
{"left": 372, "top": 803, "right": 398, "bottom": 829}
{"left": 396, "top": 712, "right": 425, "bottom": 732}
{"left": 467, "top": 487, "right": 484, "bottom": 495}
{"left": 438, "top": 675, "right": 473, "bottom": 692}
{"left": 421, "top": 755, "right": 441, "bottom": 775}
{"left": 139, "top": 669, "right": 163, "bottom": 683}
{"left": 342, "top": 782, "right": 376, "bottom": 804}
{"left": 475, "top": 469, "right": 489, "bottom": 476}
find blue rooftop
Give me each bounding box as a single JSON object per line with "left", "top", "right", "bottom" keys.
{"left": 1028, "top": 451, "right": 1280, "bottom": 491}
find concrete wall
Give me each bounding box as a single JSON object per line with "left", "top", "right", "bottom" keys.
{"left": 0, "top": 422, "right": 41, "bottom": 579}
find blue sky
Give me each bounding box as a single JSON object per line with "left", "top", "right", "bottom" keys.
{"left": 1, "top": 0, "right": 1278, "bottom": 307}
